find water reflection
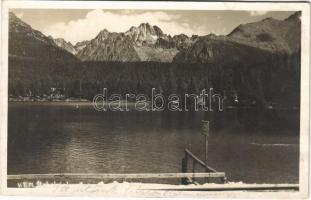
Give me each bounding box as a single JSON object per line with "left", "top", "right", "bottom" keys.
{"left": 8, "top": 102, "right": 299, "bottom": 184}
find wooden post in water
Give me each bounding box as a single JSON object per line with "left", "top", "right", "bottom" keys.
{"left": 205, "top": 135, "right": 208, "bottom": 167}
{"left": 205, "top": 134, "right": 209, "bottom": 183}
{"left": 181, "top": 153, "right": 188, "bottom": 185}
{"left": 201, "top": 120, "right": 210, "bottom": 183}
{"left": 192, "top": 160, "right": 196, "bottom": 183}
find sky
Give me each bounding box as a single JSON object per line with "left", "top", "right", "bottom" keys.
{"left": 11, "top": 9, "right": 295, "bottom": 44}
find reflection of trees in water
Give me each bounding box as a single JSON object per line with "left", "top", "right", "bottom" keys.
{"left": 157, "top": 105, "right": 299, "bottom": 133}
{"left": 159, "top": 110, "right": 203, "bottom": 131}
{"left": 202, "top": 108, "right": 299, "bottom": 132}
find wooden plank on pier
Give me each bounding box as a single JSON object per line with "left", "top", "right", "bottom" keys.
{"left": 7, "top": 172, "right": 226, "bottom": 180}
{"left": 148, "top": 184, "right": 299, "bottom": 191}
{"left": 184, "top": 149, "right": 217, "bottom": 172}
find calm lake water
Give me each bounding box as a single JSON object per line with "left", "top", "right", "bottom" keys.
{"left": 8, "top": 102, "right": 299, "bottom": 184}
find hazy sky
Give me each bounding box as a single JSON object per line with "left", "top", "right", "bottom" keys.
{"left": 12, "top": 9, "right": 295, "bottom": 44}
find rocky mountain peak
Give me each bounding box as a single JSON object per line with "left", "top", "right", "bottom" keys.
{"left": 9, "top": 12, "right": 55, "bottom": 47}
{"left": 74, "top": 40, "right": 90, "bottom": 51}
{"left": 172, "top": 33, "right": 188, "bottom": 40}
{"left": 54, "top": 38, "right": 74, "bottom": 47}
{"left": 9, "top": 12, "right": 41, "bottom": 38}
{"left": 137, "top": 22, "right": 152, "bottom": 32}
{"left": 138, "top": 22, "right": 151, "bottom": 29}
{"left": 227, "top": 13, "right": 301, "bottom": 54}
{"left": 285, "top": 11, "right": 301, "bottom": 22}
{"left": 9, "top": 12, "right": 29, "bottom": 28}
{"left": 96, "top": 29, "right": 110, "bottom": 39}
{"left": 53, "top": 38, "right": 77, "bottom": 55}
{"left": 9, "top": 12, "right": 77, "bottom": 61}
{"left": 137, "top": 23, "right": 164, "bottom": 36}
{"left": 152, "top": 25, "right": 164, "bottom": 36}
{"left": 125, "top": 22, "right": 165, "bottom": 46}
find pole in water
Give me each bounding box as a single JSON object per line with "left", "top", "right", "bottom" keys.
{"left": 201, "top": 120, "right": 210, "bottom": 182}
{"left": 205, "top": 135, "right": 208, "bottom": 166}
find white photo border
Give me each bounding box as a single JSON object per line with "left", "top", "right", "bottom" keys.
{"left": 0, "top": 1, "right": 309, "bottom": 198}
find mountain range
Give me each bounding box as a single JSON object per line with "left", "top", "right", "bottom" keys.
{"left": 9, "top": 11, "right": 301, "bottom": 63}
{"left": 9, "top": 12, "right": 78, "bottom": 62}
{"left": 8, "top": 11, "right": 301, "bottom": 111}
{"left": 53, "top": 22, "right": 195, "bottom": 62}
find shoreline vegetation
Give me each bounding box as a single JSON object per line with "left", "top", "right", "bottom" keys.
{"left": 8, "top": 98, "right": 299, "bottom": 111}
{"left": 8, "top": 96, "right": 90, "bottom": 102}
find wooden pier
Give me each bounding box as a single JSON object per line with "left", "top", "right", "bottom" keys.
{"left": 181, "top": 148, "right": 226, "bottom": 184}
{"left": 7, "top": 148, "right": 227, "bottom": 187}
{"left": 7, "top": 172, "right": 225, "bottom": 181}
{"left": 7, "top": 173, "right": 299, "bottom": 191}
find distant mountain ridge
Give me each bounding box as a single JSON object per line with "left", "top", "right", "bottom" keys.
{"left": 47, "top": 11, "right": 301, "bottom": 63}
{"left": 76, "top": 29, "right": 140, "bottom": 62}
{"left": 74, "top": 22, "right": 196, "bottom": 62}
{"left": 9, "top": 12, "right": 77, "bottom": 62}
{"left": 9, "top": 11, "right": 301, "bottom": 63}
{"left": 227, "top": 12, "right": 301, "bottom": 54}
{"left": 174, "top": 12, "right": 301, "bottom": 63}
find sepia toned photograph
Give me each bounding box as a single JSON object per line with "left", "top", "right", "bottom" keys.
{"left": 0, "top": 1, "right": 310, "bottom": 198}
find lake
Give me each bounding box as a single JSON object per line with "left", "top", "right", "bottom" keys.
{"left": 8, "top": 102, "right": 299, "bottom": 184}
